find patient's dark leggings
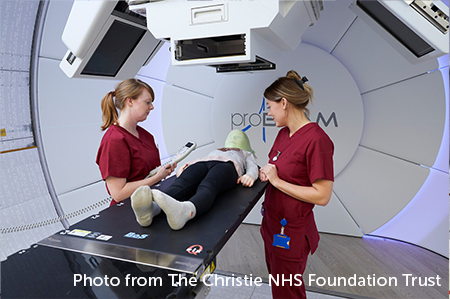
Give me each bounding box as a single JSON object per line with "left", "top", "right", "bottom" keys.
{"left": 164, "top": 161, "right": 238, "bottom": 216}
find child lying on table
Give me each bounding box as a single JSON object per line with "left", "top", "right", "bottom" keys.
{"left": 130, "top": 129, "right": 258, "bottom": 230}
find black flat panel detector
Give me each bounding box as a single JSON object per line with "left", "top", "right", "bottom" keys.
{"left": 81, "top": 20, "right": 146, "bottom": 77}
{"left": 357, "top": 0, "right": 435, "bottom": 57}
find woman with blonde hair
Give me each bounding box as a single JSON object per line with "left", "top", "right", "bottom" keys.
{"left": 259, "top": 70, "right": 334, "bottom": 299}
{"left": 96, "top": 78, "right": 175, "bottom": 206}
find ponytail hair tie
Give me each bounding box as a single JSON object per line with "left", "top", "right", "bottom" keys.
{"left": 110, "top": 91, "right": 116, "bottom": 97}
{"left": 294, "top": 76, "right": 309, "bottom": 91}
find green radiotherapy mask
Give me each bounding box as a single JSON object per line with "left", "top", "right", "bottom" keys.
{"left": 224, "top": 130, "right": 255, "bottom": 154}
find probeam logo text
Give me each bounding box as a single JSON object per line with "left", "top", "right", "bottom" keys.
{"left": 231, "top": 98, "right": 338, "bottom": 142}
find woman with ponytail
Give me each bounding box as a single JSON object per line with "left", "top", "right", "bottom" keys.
{"left": 259, "top": 70, "right": 334, "bottom": 299}
{"left": 96, "top": 79, "right": 175, "bottom": 206}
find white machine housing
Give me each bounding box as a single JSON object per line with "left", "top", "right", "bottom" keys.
{"left": 60, "top": 0, "right": 162, "bottom": 79}
{"left": 128, "top": 0, "right": 323, "bottom": 70}
{"left": 350, "top": 0, "right": 449, "bottom": 64}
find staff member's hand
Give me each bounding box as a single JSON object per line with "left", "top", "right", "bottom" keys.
{"left": 259, "top": 163, "right": 279, "bottom": 184}
{"left": 156, "top": 161, "right": 177, "bottom": 180}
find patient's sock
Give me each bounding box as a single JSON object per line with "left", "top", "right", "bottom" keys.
{"left": 131, "top": 186, "right": 160, "bottom": 227}
{"left": 152, "top": 201, "right": 161, "bottom": 216}
{"left": 152, "top": 189, "right": 196, "bottom": 230}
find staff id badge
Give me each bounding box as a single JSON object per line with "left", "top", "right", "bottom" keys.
{"left": 273, "top": 219, "right": 290, "bottom": 250}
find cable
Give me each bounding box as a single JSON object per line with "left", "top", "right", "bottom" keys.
{"left": 0, "top": 197, "right": 112, "bottom": 234}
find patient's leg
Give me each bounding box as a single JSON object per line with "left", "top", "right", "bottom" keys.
{"left": 152, "top": 161, "right": 237, "bottom": 230}
{"left": 130, "top": 186, "right": 161, "bottom": 227}
{"left": 189, "top": 161, "right": 238, "bottom": 215}
{"left": 152, "top": 189, "right": 196, "bottom": 230}
{"left": 164, "top": 162, "right": 210, "bottom": 201}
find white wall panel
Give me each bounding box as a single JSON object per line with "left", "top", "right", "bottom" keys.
{"left": 0, "top": 138, "right": 35, "bottom": 154}
{"left": 135, "top": 75, "right": 169, "bottom": 160}
{"left": 360, "top": 70, "right": 445, "bottom": 168}
{"left": 137, "top": 41, "right": 171, "bottom": 82}
{"left": 37, "top": 57, "right": 120, "bottom": 195}
{"left": 161, "top": 84, "right": 214, "bottom": 154}
{"left": 58, "top": 181, "right": 110, "bottom": 226}
{"left": 39, "top": 125, "right": 104, "bottom": 194}
{"left": 0, "top": 0, "right": 38, "bottom": 72}
{"left": 301, "top": 0, "right": 356, "bottom": 53}
{"left": 0, "top": 53, "right": 30, "bottom": 73}
{"left": 332, "top": 18, "right": 439, "bottom": 94}
{"left": 432, "top": 62, "right": 449, "bottom": 172}
{"left": 371, "top": 169, "right": 449, "bottom": 257}
{"left": 333, "top": 146, "right": 429, "bottom": 234}
{"left": 39, "top": 0, "right": 74, "bottom": 60}
{"left": 0, "top": 71, "right": 34, "bottom": 152}
{"left": 314, "top": 192, "right": 363, "bottom": 237}
{"left": 0, "top": 149, "right": 48, "bottom": 209}
{"left": 165, "top": 62, "right": 224, "bottom": 98}
{"left": 0, "top": 194, "right": 64, "bottom": 261}
{"left": 421, "top": 214, "right": 449, "bottom": 257}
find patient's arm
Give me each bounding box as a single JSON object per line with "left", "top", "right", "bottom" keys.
{"left": 238, "top": 152, "right": 258, "bottom": 187}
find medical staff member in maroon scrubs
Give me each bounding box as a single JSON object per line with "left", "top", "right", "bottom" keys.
{"left": 96, "top": 78, "right": 175, "bottom": 206}
{"left": 259, "top": 70, "right": 334, "bottom": 299}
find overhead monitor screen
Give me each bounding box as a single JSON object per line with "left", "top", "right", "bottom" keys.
{"left": 81, "top": 20, "right": 146, "bottom": 76}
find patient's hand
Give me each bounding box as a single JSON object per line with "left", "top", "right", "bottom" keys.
{"left": 238, "top": 174, "right": 255, "bottom": 187}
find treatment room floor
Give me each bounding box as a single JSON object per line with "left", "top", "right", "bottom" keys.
{"left": 216, "top": 224, "right": 448, "bottom": 299}
{"left": 204, "top": 273, "right": 367, "bottom": 299}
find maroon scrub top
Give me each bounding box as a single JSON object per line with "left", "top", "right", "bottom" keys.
{"left": 96, "top": 125, "right": 161, "bottom": 204}
{"left": 261, "top": 123, "right": 334, "bottom": 260}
